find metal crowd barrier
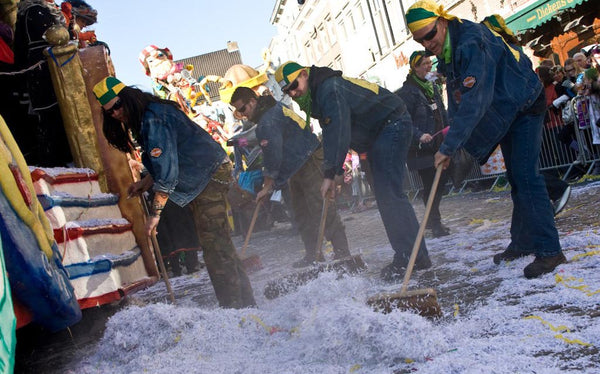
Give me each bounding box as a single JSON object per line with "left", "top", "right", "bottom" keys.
{"left": 397, "top": 94, "right": 600, "bottom": 197}
{"left": 338, "top": 94, "right": 600, "bottom": 204}
{"left": 569, "top": 95, "right": 600, "bottom": 175}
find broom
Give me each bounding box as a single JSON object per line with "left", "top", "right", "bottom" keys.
{"left": 140, "top": 197, "right": 176, "bottom": 304}
{"left": 264, "top": 195, "right": 366, "bottom": 299}
{"left": 314, "top": 196, "right": 331, "bottom": 262}
{"left": 367, "top": 164, "right": 443, "bottom": 317}
{"left": 239, "top": 200, "right": 264, "bottom": 272}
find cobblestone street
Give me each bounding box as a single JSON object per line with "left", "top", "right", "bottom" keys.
{"left": 16, "top": 180, "right": 600, "bottom": 373}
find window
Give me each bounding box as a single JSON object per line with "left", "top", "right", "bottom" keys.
{"left": 334, "top": 55, "right": 343, "bottom": 70}
{"left": 337, "top": 16, "right": 347, "bottom": 41}
{"left": 326, "top": 15, "right": 336, "bottom": 45}
{"left": 354, "top": 1, "right": 365, "bottom": 25}
{"left": 318, "top": 24, "right": 330, "bottom": 50}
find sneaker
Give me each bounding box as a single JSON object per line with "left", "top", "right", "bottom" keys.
{"left": 380, "top": 257, "right": 432, "bottom": 281}
{"left": 493, "top": 247, "right": 529, "bottom": 265}
{"left": 553, "top": 185, "right": 571, "bottom": 216}
{"left": 523, "top": 253, "right": 567, "bottom": 279}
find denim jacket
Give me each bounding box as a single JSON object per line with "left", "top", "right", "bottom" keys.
{"left": 308, "top": 66, "right": 409, "bottom": 178}
{"left": 436, "top": 19, "right": 543, "bottom": 162}
{"left": 139, "top": 102, "right": 226, "bottom": 207}
{"left": 397, "top": 77, "right": 449, "bottom": 146}
{"left": 255, "top": 100, "right": 320, "bottom": 188}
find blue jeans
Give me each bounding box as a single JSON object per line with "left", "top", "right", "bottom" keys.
{"left": 368, "top": 118, "right": 429, "bottom": 266}
{"left": 500, "top": 107, "right": 562, "bottom": 258}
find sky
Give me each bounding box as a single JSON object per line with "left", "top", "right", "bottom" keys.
{"left": 92, "top": 1, "right": 278, "bottom": 91}
{"left": 62, "top": 182, "right": 600, "bottom": 374}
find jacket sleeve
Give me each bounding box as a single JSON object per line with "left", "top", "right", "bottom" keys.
{"left": 317, "top": 79, "right": 352, "bottom": 179}
{"left": 439, "top": 37, "right": 497, "bottom": 157}
{"left": 233, "top": 146, "right": 244, "bottom": 177}
{"left": 143, "top": 109, "right": 180, "bottom": 194}
{"left": 256, "top": 112, "right": 284, "bottom": 182}
{"left": 398, "top": 87, "right": 425, "bottom": 146}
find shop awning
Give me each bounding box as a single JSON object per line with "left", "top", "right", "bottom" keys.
{"left": 506, "top": 0, "right": 589, "bottom": 33}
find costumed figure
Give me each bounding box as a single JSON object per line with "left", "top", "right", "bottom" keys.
{"left": 139, "top": 44, "right": 194, "bottom": 114}
{"left": 13, "top": 0, "right": 73, "bottom": 166}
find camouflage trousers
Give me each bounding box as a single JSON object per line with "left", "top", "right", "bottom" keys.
{"left": 289, "top": 147, "right": 350, "bottom": 260}
{"left": 189, "top": 162, "right": 256, "bottom": 308}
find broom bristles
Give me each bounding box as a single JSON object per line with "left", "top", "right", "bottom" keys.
{"left": 367, "top": 288, "right": 442, "bottom": 318}
{"left": 264, "top": 254, "right": 366, "bottom": 299}
{"left": 242, "top": 254, "right": 263, "bottom": 273}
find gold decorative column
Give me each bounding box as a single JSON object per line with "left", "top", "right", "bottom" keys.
{"left": 79, "top": 45, "right": 159, "bottom": 279}
{"left": 43, "top": 25, "right": 106, "bottom": 189}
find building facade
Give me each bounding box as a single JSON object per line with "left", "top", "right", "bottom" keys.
{"left": 268, "top": 0, "right": 598, "bottom": 91}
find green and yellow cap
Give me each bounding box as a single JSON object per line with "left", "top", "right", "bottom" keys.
{"left": 274, "top": 61, "right": 305, "bottom": 90}
{"left": 482, "top": 14, "right": 515, "bottom": 38}
{"left": 93, "top": 76, "right": 126, "bottom": 105}
{"left": 409, "top": 50, "right": 428, "bottom": 70}
{"left": 406, "top": 0, "right": 458, "bottom": 33}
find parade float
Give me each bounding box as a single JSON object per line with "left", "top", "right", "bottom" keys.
{"left": 0, "top": 17, "right": 159, "bottom": 346}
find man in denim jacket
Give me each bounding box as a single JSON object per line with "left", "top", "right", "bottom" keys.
{"left": 230, "top": 87, "right": 351, "bottom": 268}
{"left": 93, "top": 77, "right": 256, "bottom": 308}
{"left": 406, "top": 0, "right": 566, "bottom": 278}
{"left": 274, "top": 62, "right": 432, "bottom": 281}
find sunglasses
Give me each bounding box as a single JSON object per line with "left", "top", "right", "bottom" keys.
{"left": 105, "top": 98, "right": 123, "bottom": 116}
{"left": 236, "top": 102, "right": 248, "bottom": 114}
{"left": 565, "top": 68, "right": 575, "bottom": 73}
{"left": 283, "top": 79, "right": 299, "bottom": 94}
{"left": 414, "top": 19, "right": 439, "bottom": 44}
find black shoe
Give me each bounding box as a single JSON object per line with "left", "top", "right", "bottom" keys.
{"left": 380, "top": 257, "right": 432, "bottom": 281}
{"left": 523, "top": 253, "right": 567, "bottom": 279}
{"left": 431, "top": 224, "right": 450, "bottom": 238}
{"left": 332, "top": 249, "right": 351, "bottom": 261}
{"left": 380, "top": 263, "right": 404, "bottom": 281}
{"left": 416, "top": 256, "right": 432, "bottom": 270}
{"left": 186, "top": 266, "right": 200, "bottom": 274}
{"left": 553, "top": 185, "right": 571, "bottom": 216}
{"left": 493, "top": 247, "right": 529, "bottom": 265}
{"left": 292, "top": 256, "right": 324, "bottom": 268}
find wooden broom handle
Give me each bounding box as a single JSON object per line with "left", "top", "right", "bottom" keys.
{"left": 400, "top": 164, "right": 443, "bottom": 295}
{"left": 315, "top": 197, "right": 330, "bottom": 262}
{"left": 150, "top": 231, "right": 176, "bottom": 304}
{"left": 140, "top": 196, "right": 176, "bottom": 304}
{"left": 241, "top": 200, "right": 262, "bottom": 258}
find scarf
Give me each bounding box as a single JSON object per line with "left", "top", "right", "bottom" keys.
{"left": 406, "top": 0, "right": 460, "bottom": 33}
{"left": 294, "top": 91, "right": 312, "bottom": 129}
{"left": 409, "top": 73, "right": 434, "bottom": 99}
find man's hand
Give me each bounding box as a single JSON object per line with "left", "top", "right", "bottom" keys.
{"left": 434, "top": 151, "right": 451, "bottom": 169}
{"left": 320, "top": 178, "right": 336, "bottom": 199}
{"left": 255, "top": 187, "right": 271, "bottom": 203}
{"left": 127, "top": 174, "right": 153, "bottom": 198}
{"left": 420, "top": 133, "right": 433, "bottom": 143}
{"left": 145, "top": 215, "right": 160, "bottom": 236}
{"left": 256, "top": 176, "right": 274, "bottom": 203}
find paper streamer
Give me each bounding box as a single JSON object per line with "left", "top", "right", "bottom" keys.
{"left": 524, "top": 315, "right": 592, "bottom": 347}
{"left": 555, "top": 274, "right": 600, "bottom": 296}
